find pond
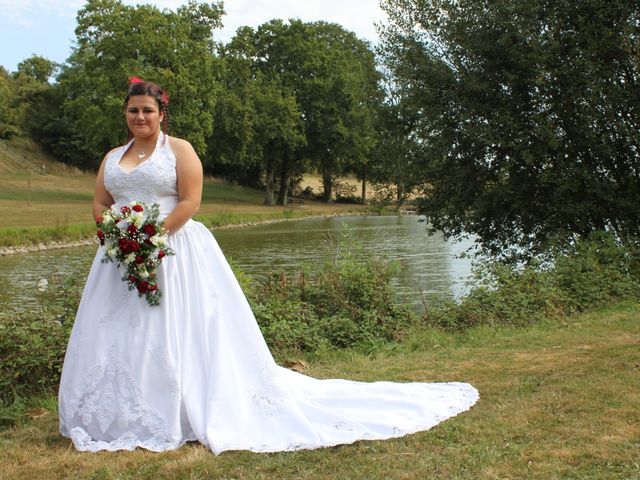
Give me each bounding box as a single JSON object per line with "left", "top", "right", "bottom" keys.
{"left": 0, "top": 215, "right": 476, "bottom": 314}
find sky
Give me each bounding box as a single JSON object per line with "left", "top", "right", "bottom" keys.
{"left": 0, "top": 0, "right": 387, "bottom": 72}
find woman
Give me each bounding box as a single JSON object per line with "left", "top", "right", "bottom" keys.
{"left": 58, "top": 78, "right": 479, "bottom": 454}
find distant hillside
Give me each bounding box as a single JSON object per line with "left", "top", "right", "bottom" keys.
{"left": 0, "top": 137, "right": 85, "bottom": 176}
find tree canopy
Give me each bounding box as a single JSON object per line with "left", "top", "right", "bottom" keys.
{"left": 51, "top": 0, "right": 223, "bottom": 168}
{"left": 380, "top": 0, "right": 640, "bottom": 257}
{"left": 3, "top": 0, "right": 639, "bottom": 256}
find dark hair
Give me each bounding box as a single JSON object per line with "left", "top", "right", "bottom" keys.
{"left": 124, "top": 79, "right": 170, "bottom": 139}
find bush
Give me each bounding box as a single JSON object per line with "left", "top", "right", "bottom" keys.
{"left": 0, "top": 272, "right": 81, "bottom": 406}
{"left": 249, "top": 232, "right": 416, "bottom": 352}
{"left": 0, "top": 316, "right": 71, "bottom": 405}
{"left": 428, "top": 233, "right": 640, "bottom": 330}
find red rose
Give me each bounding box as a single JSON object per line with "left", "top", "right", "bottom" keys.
{"left": 96, "top": 229, "right": 105, "bottom": 246}
{"left": 135, "top": 255, "right": 144, "bottom": 264}
{"left": 148, "top": 284, "right": 158, "bottom": 292}
{"left": 128, "top": 275, "right": 137, "bottom": 283}
{"left": 96, "top": 215, "right": 104, "bottom": 224}
{"left": 118, "top": 238, "right": 130, "bottom": 253}
{"left": 127, "top": 224, "right": 138, "bottom": 235}
{"left": 118, "top": 238, "right": 139, "bottom": 254}
{"left": 157, "top": 250, "right": 166, "bottom": 259}
{"left": 143, "top": 224, "right": 156, "bottom": 236}
{"left": 120, "top": 206, "right": 131, "bottom": 215}
{"left": 136, "top": 281, "right": 149, "bottom": 293}
{"left": 132, "top": 204, "right": 144, "bottom": 212}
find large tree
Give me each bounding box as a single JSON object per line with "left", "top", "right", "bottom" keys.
{"left": 300, "top": 21, "right": 381, "bottom": 201}
{"left": 223, "top": 19, "right": 381, "bottom": 202}
{"left": 0, "top": 56, "right": 58, "bottom": 140}
{"left": 211, "top": 26, "right": 306, "bottom": 205}
{"left": 380, "top": 0, "right": 640, "bottom": 258}
{"left": 369, "top": 75, "right": 422, "bottom": 205}
{"left": 52, "top": 0, "right": 223, "bottom": 169}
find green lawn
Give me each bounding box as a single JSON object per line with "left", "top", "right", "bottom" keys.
{"left": 1, "top": 302, "right": 638, "bottom": 479}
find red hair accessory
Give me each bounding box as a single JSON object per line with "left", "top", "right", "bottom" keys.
{"left": 128, "top": 76, "right": 144, "bottom": 85}
{"left": 161, "top": 90, "right": 170, "bottom": 105}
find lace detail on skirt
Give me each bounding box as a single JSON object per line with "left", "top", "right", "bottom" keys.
{"left": 62, "top": 345, "right": 181, "bottom": 452}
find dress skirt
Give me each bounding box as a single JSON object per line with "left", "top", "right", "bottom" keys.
{"left": 58, "top": 219, "right": 479, "bottom": 454}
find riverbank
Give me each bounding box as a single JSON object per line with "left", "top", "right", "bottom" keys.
{"left": 1, "top": 302, "right": 638, "bottom": 479}
{"left": 0, "top": 209, "right": 370, "bottom": 256}
{"left": 0, "top": 137, "right": 372, "bottom": 254}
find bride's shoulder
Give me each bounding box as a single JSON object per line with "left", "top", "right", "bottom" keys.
{"left": 167, "top": 135, "right": 193, "bottom": 151}
{"left": 167, "top": 136, "right": 199, "bottom": 162}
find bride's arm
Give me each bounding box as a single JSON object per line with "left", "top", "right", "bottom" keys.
{"left": 93, "top": 153, "right": 115, "bottom": 221}
{"left": 163, "top": 137, "right": 203, "bottom": 234}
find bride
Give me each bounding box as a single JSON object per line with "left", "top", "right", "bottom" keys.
{"left": 58, "top": 78, "right": 479, "bottom": 454}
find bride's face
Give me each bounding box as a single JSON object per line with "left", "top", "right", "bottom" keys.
{"left": 125, "top": 95, "right": 164, "bottom": 138}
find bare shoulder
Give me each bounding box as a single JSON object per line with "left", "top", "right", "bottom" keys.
{"left": 168, "top": 136, "right": 198, "bottom": 160}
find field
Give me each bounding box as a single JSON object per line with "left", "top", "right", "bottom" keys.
{"left": 0, "top": 303, "right": 638, "bottom": 479}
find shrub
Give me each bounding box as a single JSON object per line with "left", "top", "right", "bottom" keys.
{"left": 0, "top": 272, "right": 81, "bottom": 406}
{"left": 249, "top": 232, "right": 416, "bottom": 352}
{"left": 0, "top": 316, "right": 71, "bottom": 405}
{"left": 428, "top": 233, "right": 640, "bottom": 330}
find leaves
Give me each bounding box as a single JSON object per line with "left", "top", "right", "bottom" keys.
{"left": 380, "top": 0, "right": 640, "bottom": 258}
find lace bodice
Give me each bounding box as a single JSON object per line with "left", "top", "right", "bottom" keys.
{"left": 103, "top": 133, "right": 178, "bottom": 218}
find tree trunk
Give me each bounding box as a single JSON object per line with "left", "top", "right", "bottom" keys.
{"left": 264, "top": 160, "right": 275, "bottom": 206}
{"left": 322, "top": 170, "right": 333, "bottom": 203}
{"left": 396, "top": 181, "right": 404, "bottom": 206}
{"left": 361, "top": 164, "right": 367, "bottom": 205}
{"left": 276, "top": 151, "right": 291, "bottom": 206}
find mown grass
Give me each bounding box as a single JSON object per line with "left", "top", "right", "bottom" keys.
{"left": 1, "top": 302, "right": 638, "bottom": 480}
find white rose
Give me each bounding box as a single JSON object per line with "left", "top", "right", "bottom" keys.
{"left": 138, "top": 268, "right": 149, "bottom": 279}
{"left": 101, "top": 211, "right": 114, "bottom": 225}
{"left": 129, "top": 212, "right": 144, "bottom": 228}
{"left": 124, "top": 253, "right": 136, "bottom": 265}
{"left": 150, "top": 234, "right": 167, "bottom": 248}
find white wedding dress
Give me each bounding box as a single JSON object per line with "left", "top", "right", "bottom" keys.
{"left": 58, "top": 133, "right": 479, "bottom": 454}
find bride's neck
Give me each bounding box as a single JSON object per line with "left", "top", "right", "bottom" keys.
{"left": 132, "top": 131, "right": 161, "bottom": 149}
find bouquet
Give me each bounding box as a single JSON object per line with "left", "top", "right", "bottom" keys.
{"left": 96, "top": 201, "right": 175, "bottom": 306}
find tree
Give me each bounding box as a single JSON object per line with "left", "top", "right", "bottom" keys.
{"left": 380, "top": 0, "right": 640, "bottom": 258}
{"left": 212, "top": 26, "right": 307, "bottom": 204}
{"left": 16, "top": 55, "right": 57, "bottom": 83}
{"left": 52, "top": 0, "right": 223, "bottom": 169}
{"left": 299, "top": 22, "right": 381, "bottom": 202}
{"left": 369, "top": 74, "right": 422, "bottom": 205}
{"left": 224, "top": 20, "right": 381, "bottom": 203}
{"left": 0, "top": 68, "right": 20, "bottom": 138}
{"left": 0, "top": 56, "right": 58, "bottom": 140}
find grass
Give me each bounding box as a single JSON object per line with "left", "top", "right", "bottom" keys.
{"left": 0, "top": 137, "right": 366, "bottom": 247}
{"left": 1, "top": 302, "right": 638, "bottom": 479}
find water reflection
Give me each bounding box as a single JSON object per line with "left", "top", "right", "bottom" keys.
{"left": 0, "top": 215, "right": 474, "bottom": 313}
